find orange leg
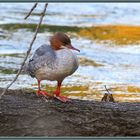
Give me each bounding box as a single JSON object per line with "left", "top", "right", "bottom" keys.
{"left": 37, "top": 80, "right": 51, "bottom": 97}
{"left": 53, "top": 81, "right": 71, "bottom": 102}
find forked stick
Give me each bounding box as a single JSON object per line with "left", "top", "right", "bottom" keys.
{"left": 0, "top": 3, "right": 48, "bottom": 99}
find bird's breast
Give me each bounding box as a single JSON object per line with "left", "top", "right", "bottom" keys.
{"left": 35, "top": 49, "right": 79, "bottom": 81}
{"left": 55, "top": 49, "right": 79, "bottom": 75}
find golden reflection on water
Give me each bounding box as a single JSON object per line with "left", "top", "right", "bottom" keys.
{"left": 79, "top": 25, "right": 140, "bottom": 45}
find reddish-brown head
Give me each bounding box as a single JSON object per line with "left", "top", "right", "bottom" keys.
{"left": 50, "top": 32, "right": 80, "bottom": 52}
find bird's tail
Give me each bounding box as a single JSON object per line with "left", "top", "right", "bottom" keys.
{"left": 22, "top": 62, "right": 29, "bottom": 74}
{"left": 15, "top": 62, "right": 30, "bottom": 75}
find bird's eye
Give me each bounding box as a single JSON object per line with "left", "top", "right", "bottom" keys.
{"left": 62, "top": 39, "right": 71, "bottom": 46}
{"left": 62, "top": 42, "right": 67, "bottom": 45}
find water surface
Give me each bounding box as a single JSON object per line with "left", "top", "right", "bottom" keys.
{"left": 0, "top": 3, "right": 140, "bottom": 102}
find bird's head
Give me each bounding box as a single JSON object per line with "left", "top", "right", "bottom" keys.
{"left": 50, "top": 32, "right": 80, "bottom": 52}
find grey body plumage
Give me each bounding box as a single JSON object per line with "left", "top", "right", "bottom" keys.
{"left": 27, "top": 44, "right": 56, "bottom": 77}
{"left": 26, "top": 44, "right": 79, "bottom": 81}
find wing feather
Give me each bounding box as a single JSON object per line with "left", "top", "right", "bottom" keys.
{"left": 27, "top": 44, "right": 56, "bottom": 77}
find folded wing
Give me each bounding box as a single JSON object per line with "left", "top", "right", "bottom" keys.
{"left": 27, "top": 44, "right": 56, "bottom": 77}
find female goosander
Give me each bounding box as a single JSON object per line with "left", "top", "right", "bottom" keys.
{"left": 27, "top": 32, "right": 80, "bottom": 102}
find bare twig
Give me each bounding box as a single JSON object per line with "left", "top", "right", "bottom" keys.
{"left": 0, "top": 3, "right": 48, "bottom": 99}
{"left": 24, "top": 2, "right": 38, "bottom": 20}
{"left": 101, "top": 85, "right": 115, "bottom": 102}
{"left": 104, "top": 85, "right": 110, "bottom": 94}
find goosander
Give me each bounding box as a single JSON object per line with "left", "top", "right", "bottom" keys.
{"left": 27, "top": 32, "right": 80, "bottom": 102}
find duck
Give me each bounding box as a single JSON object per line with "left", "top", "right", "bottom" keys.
{"left": 26, "top": 32, "right": 80, "bottom": 102}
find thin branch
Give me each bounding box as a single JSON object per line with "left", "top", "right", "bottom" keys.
{"left": 102, "top": 85, "right": 115, "bottom": 102}
{"left": 24, "top": 2, "right": 38, "bottom": 20}
{"left": 104, "top": 85, "right": 110, "bottom": 94}
{"left": 0, "top": 3, "right": 48, "bottom": 99}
